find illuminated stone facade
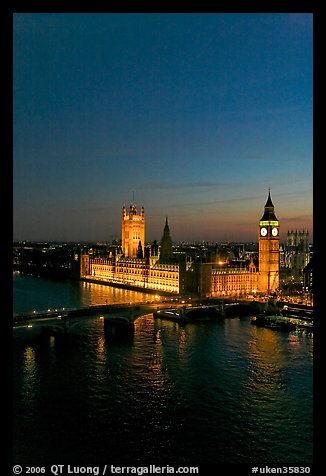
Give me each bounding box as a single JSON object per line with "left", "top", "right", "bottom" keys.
{"left": 122, "top": 204, "right": 145, "bottom": 258}
{"left": 210, "top": 259, "right": 259, "bottom": 298}
{"left": 258, "top": 191, "right": 280, "bottom": 293}
{"left": 88, "top": 256, "right": 180, "bottom": 293}
{"left": 79, "top": 194, "right": 280, "bottom": 297}
{"left": 80, "top": 204, "right": 180, "bottom": 293}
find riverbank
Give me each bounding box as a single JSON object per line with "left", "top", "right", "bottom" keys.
{"left": 81, "top": 276, "right": 181, "bottom": 297}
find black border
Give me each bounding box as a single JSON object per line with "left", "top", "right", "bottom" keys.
{"left": 4, "top": 2, "right": 320, "bottom": 475}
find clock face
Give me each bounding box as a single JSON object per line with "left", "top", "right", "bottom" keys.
{"left": 272, "top": 227, "right": 278, "bottom": 236}
{"left": 260, "top": 227, "right": 267, "bottom": 236}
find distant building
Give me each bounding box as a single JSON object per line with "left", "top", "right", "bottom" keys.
{"left": 303, "top": 258, "right": 313, "bottom": 294}
{"left": 77, "top": 192, "right": 282, "bottom": 297}
{"left": 283, "top": 230, "right": 310, "bottom": 274}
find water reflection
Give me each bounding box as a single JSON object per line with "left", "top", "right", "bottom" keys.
{"left": 177, "top": 328, "right": 187, "bottom": 358}
{"left": 81, "top": 281, "right": 154, "bottom": 307}
{"left": 133, "top": 315, "right": 168, "bottom": 391}
{"left": 97, "top": 334, "right": 106, "bottom": 360}
{"left": 13, "top": 282, "right": 313, "bottom": 465}
{"left": 13, "top": 274, "right": 155, "bottom": 313}
{"left": 21, "top": 346, "right": 38, "bottom": 404}
{"left": 243, "top": 325, "right": 313, "bottom": 461}
{"left": 247, "top": 326, "right": 287, "bottom": 394}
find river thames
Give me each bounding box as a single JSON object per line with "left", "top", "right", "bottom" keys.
{"left": 13, "top": 274, "right": 313, "bottom": 467}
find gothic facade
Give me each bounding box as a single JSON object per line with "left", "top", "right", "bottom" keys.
{"left": 78, "top": 193, "right": 280, "bottom": 297}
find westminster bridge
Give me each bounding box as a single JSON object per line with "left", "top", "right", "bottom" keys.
{"left": 13, "top": 301, "right": 168, "bottom": 337}
{"left": 13, "top": 297, "right": 313, "bottom": 339}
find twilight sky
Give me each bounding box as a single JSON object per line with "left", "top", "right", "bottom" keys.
{"left": 13, "top": 13, "right": 313, "bottom": 244}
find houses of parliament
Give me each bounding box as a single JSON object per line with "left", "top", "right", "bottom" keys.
{"left": 77, "top": 192, "right": 280, "bottom": 297}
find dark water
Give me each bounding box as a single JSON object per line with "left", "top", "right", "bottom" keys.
{"left": 13, "top": 275, "right": 313, "bottom": 466}
{"left": 13, "top": 274, "right": 156, "bottom": 313}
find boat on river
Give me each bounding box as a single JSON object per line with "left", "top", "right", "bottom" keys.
{"left": 154, "top": 305, "right": 224, "bottom": 322}
{"left": 251, "top": 314, "right": 297, "bottom": 331}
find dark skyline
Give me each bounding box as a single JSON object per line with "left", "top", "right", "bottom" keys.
{"left": 13, "top": 13, "right": 313, "bottom": 243}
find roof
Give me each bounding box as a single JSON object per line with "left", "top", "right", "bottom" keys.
{"left": 260, "top": 190, "right": 278, "bottom": 221}
{"left": 265, "top": 190, "right": 274, "bottom": 208}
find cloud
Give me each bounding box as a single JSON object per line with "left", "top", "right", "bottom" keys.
{"left": 282, "top": 215, "right": 312, "bottom": 223}
{"left": 276, "top": 189, "right": 313, "bottom": 201}
{"left": 138, "top": 181, "right": 228, "bottom": 190}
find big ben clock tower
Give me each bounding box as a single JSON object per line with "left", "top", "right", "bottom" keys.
{"left": 258, "top": 190, "right": 280, "bottom": 294}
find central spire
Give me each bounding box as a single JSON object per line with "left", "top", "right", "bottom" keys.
{"left": 265, "top": 189, "right": 274, "bottom": 208}
{"left": 260, "top": 190, "right": 278, "bottom": 221}
{"left": 164, "top": 216, "right": 169, "bottom": 232}
{"left": 159, "top": 216, "right": 173, "bottom": 262}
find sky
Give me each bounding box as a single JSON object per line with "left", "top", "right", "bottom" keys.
{"left": 13, "top": 12, "right": 313, "bottom": 244}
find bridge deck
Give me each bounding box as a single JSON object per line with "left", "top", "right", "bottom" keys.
{"left": 13, "top": 301, "right": 180, "bottom": 326}
{"left": 13, "top": 298, "right": 313, "bottom": 327}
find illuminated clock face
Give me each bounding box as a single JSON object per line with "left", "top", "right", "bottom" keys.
{"left": 272, "top": 227, "right": 278, "bottom": 236}
{"left": 260, "top": 227, "right": 267, "bottom": 236}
